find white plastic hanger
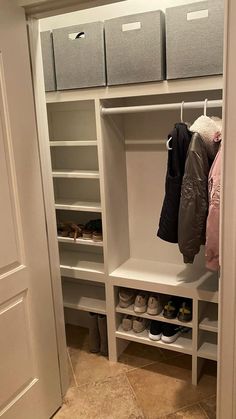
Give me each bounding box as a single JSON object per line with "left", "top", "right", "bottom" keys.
{"left": 204, "top": 98, "right": 208, "bottom": 116}
{"left": 181, "top": 101, "right": 184, "bottom": 123}
{"left": 166, "top": 137, "right": 172, "bottom": 150}
{"left": 166, "top": 101, "right": 185, "bottom": 151}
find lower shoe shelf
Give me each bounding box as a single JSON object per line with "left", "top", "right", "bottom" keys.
{"left": 198, "top": 333, "right": 217, "bottom": 361}
{"left": 116, "top": 325, "right": 192, "bottom": 355}
{"left": 199, "top": 303, "right": 218, "bottom": 333}
{"left": 62, "top": 279, "right": 106, "bottom": 315}
{"left": 116, "top": 304, "right": 193, "bottom": 328}
{"left": 60, "top": 250, "right": 105, "bottom": 282}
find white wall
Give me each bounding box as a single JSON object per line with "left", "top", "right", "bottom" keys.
{"left": 40, "top": 0, "right": 206, "bottom": 30}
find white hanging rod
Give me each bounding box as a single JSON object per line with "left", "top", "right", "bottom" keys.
{"left": 101, "top": 99, "right": 222, "bottom": 115}
{"left": 125, "top": 139, "right": 164, "bottom": 145}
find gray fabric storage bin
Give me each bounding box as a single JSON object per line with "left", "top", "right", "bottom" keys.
{"left": 41, "top": 31, "right": 56, "bottom": 92}
{"left": 53, "top": 22, "right": 106, "bottom": 90}
{"left": 105, "top": 11, "right": 165, "bottom": 86}
{"left": 166, "top": 0, "right": 224, "bottom": 80}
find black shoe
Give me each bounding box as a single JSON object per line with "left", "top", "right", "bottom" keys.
{"left": 161, "top": 324, "right": 181, "bottom": 343}
{"left": 163, "top": 297, "right": 180, "bottom": 319}
{"left": 178, "top": 300, "right": 192, "bottom": 322}
{"left": 149, "top": 320, "right": 162, "bottom": 341}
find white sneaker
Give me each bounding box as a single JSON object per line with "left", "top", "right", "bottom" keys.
{"left": 161, "top": 324, "right": 181, "bottom": 343}
{"left": 147, "top": 295, "right": 163, "bottom": 315}
{"left": 134, "top": 293, "right": 148, "bottom": 313}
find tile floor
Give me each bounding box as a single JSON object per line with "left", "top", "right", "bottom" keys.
{"left": 53, "top": 325, "right": 217, "bottom": 419}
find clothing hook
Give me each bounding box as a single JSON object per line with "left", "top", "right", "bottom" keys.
{"left": 166, "top": 136, "right": 172, "bottom": 151}
{"left": 204, "top": 98, "right": 208, "bottom": 116}
{"left": 180, "top": 101, "right": 184, "bottom": 123}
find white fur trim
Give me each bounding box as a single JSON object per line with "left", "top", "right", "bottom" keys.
{"left": 190, "top": 116, "right": 221, "bottom": 143}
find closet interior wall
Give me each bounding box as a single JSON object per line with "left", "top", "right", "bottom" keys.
{"left": 101, "top": 91, "right": 222, "bottom": 270}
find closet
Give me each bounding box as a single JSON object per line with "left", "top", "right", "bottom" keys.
{"left": 44, "top": 87, "right": 222, "bottom": 388}
{"left": 31, "top": 0, "right": 224, "bottom": 398}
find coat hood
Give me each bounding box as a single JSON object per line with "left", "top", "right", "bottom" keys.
{"left": 190, "top": 116, "right": 221, "bottom": 159}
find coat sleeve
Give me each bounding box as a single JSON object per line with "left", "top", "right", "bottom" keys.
{"left": 205, "top": 149, "right": 221, "bottom": 271}
{"left": 178, "top": 136, "right": 209, "bottom": 263}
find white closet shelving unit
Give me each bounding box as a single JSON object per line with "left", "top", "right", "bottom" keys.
{"left": 45, "top": 75, "right": 222, "bottom": 385}
{"left": 47, "top": 99, "right": 106, "bottom": 314}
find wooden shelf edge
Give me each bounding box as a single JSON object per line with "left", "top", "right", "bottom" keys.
{"left": 46, "top": 76, "right": 223, "bottom": 103}
{"left": 116, "top": 304, "right": 193, "bottom": 328}
{"left": 58, "top": 236, "right": 103, "bottom": 247}
{"left": 115, "top": 326, "right": 192, "bottom": 355}
{"left": 199, "top": 324, "right": 218, "bottom": 333}
{"left": 63, "top": 301, "right": 106, "bottom": 315}
{"left": 197, "top": 350, "right": 217, "bottom": 362}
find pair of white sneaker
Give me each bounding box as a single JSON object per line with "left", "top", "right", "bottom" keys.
{"left": 148, "top": 321, "right": 182, "bottom": 344}
{"left": 134, "top": 294, "right": 163, "bottom": 315}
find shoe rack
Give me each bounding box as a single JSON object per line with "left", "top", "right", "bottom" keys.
{"left": 45, "top": 76, "right": 222, "bottom": 385}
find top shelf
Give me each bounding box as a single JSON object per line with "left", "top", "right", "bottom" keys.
{"left": 46, "top": 76, "right": 223, "bottom": 103}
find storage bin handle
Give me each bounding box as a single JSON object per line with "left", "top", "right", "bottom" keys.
{"left": 122, "top": 22, "right": 141, "bottom": 32}
{"left": 187, "top": 9, "right": 209, "bottom": 21}
{"left": 68, "top": 32, "right": 85, "bottom": 40}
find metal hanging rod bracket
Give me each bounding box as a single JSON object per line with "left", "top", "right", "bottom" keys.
{"left": 101, "top": 99, "right": 222, "bottom": 115}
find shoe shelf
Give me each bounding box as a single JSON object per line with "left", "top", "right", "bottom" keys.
{"left": 60, "top": 250, "right": 104, "bottom": 283}
{"left": 52, "top": 170, "right": 100, "bottom": 179}
{"left": 62, "top": 279, "right": 106, "bottom": 315}
{"left": 58, "top": 236, "right": 103, "bottom": 247}
{"left": 50, "top": 140, "right": 98, "bottom": 147}
{"left": 198, "top": 332, "right": 218, "bottom": 361}
{"left": 199, "top": 303, "right": 218, "bottom": 333}
{"left": 110, "top": 258, "right": 219, "bottom": 302}
{"left": 116, "top": 325, "right": 192, "bottom": 355}
{"left": 116, "top": 304, "right": 193, "bottom": 329}
{"left": 55, "top": 199, "right": 102, "bottom": 212}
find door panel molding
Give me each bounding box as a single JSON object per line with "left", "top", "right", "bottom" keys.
{"left": 0, "top": 378, "right": 38, "bottom": 417}
{"left": 0, "top": 52, "right": 25, "bottom": 268}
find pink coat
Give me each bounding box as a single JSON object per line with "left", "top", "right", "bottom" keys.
{"left": 205, "top": 145, "right": 222, "bottom": 271}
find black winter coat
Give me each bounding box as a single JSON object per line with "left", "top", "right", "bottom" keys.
{"left": 157, "top": 123, "right": 192, "bottom": 243}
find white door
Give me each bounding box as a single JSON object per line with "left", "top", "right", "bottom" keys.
{"left": 0, "top": 1, "right": 62, "bottom": 418}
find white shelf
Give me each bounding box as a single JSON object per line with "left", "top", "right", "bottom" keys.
{"left": 46, "top": 76, "right": 223, "bottom": 103}
{"left": 116, "top": 325, "right": 192, "bottom": 355}
{"left": 198, "top": 334, "right": 218, "bottom": 361}
{"left": 50, "top": 141, "right": 97, "bottom": 147}
{"left": 199, "top": 304, "right": 218, "bottom": 333}
{"left": 58, "top": 236, "right": 103, "bottom": 247}
{"left": 116, "top": 304, "right": 193, "bottom": 328}
{"left": 55, "top": 199, "right": 101, "bottom": 212}
{"left": 110, "top": 258, "right": 219, "bottom": 302}
{"left": 60, "top": 250, "right": 104, "bottom": 283}
{"left": 52, "top": 170, "right": 99, "bottom": 179}
{"left": 62, "top": 280, "right": 106, "bottom": 314}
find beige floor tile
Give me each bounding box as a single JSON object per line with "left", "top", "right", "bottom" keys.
{"left": 67, "top": 325, "right": 164, "bottom": 386}
{"left": 126, "top": 355, "right": 216, "bottom": 418}
{"left": 69, "top": 346, "right": 130, "bottom": 387}
{"left": 66, "top": 324, "right": 89, "bottom": 351}
{"left": 53, "top": 374, "right": 145, "bottom": 419}
{"left": 67, "top": 349, "right": 77, "bottom": 388}
{"left": 164, "top": 403, "right": 208, "bottom": 418}
{"left": 119, "top": 341, "right": 165, "bottom": 367}
{"left": 199, "top": 395, "right": 216, "bottom": 419}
